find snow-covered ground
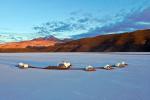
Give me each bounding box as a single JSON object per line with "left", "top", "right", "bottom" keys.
{"left": 0, "top": 53, "right": 150, "bottom": 100}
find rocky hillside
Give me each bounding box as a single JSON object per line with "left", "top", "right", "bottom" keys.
{"left": 47, "top": 29, "right": 150, "bottom": 52}
{"left": 0, "top": 29, "right": 150, "bottom": 52}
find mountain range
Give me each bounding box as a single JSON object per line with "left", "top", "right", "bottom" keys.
{"left": 0, "top": 35, "right": 60, "bottom": 49}
{"left": 0, "top": 29, "right": 150, "bottom": 52}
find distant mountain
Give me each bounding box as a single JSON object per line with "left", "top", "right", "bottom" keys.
{"left": 32, "top": 35, "right": 60, "bottom": 41}
{"left": 0, "top": 36, "right": 61, "bottom": 49}
{"left": 0, "top": 32, "right": 42, "bottom": 43}
{"left": 47, "top": 29, "right": 150, "bottom": 52}
{"left": 0, "top": 29, "right": 150, "bottom": 52}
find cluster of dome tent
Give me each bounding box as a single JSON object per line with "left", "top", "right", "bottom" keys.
{"left": 17, "top": 61, "right": 128, "bottom": 71}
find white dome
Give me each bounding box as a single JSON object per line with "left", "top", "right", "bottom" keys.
{"left": 86, "top": 65, "right": 93, "bottom": 70}
{"left": 104, "top": 64, "right": 110, "bottom": 68}
{"left": 23, "top": 64, "right": 29, "bottom": 68}
{"left": 63, "top": 62, "right": 71, "bottom": 68}
{"left": 19, "top": 62, "right": 24, "bottom": 67}
{"left": 116, "top": 63, "right": 121, "bottom": 67}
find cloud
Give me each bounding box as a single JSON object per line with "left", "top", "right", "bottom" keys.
{"left": 72, "top": 6, "right": 150, "bottom": 38}
{"left": 33, "top": 12, "right": 106, "bottom": 37}
{"left": 33, "top": 5, "right": 150, "bottom": 39}
{"left": 125, "top": 6, "right": 150, "bottom": 23}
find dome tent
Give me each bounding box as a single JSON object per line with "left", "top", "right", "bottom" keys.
{"left": 103, "top": 64, "right": 113, "bottom": 70}
{"left": 115, "top": 61, "right": 128, "bottom": 68}
{"left": 58, "top": 61, "right": 72, "bottom": 69}
{"left": 85, "top": 65, "right": 96, "bottom": 71}
{"left": 18, "top": 62, "right": 29, "bottom": 69}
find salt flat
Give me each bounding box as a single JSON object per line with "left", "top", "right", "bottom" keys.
{"left": 0, "top": 53, "right": 150, "bottom": 100}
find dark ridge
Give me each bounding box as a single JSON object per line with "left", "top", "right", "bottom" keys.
{"left": 47, "top": 29, "right": 150, "bottom": 52}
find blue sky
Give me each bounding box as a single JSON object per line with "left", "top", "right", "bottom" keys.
{"left": 0, "top": 0, "right": 150, "bottom": 39}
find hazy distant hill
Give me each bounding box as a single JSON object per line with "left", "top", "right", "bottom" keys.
{"left": 0, "top": 29, "right": 150, "bottom": 52}
{"left": 0, "top": 36, "right": 61, "bottom": 49}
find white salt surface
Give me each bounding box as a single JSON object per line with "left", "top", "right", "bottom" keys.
{"left": 0, "top": 53, "right": 150, "bottom": 100}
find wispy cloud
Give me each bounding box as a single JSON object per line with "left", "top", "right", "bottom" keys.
{"left": 73, "top": 6, "right": 150, "bottom": 38}
{"left": 33, "top": 5, "right": 150, "bottom": 39}
{"left": 33, "top": 11, "right": 108, "bottom": 38}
